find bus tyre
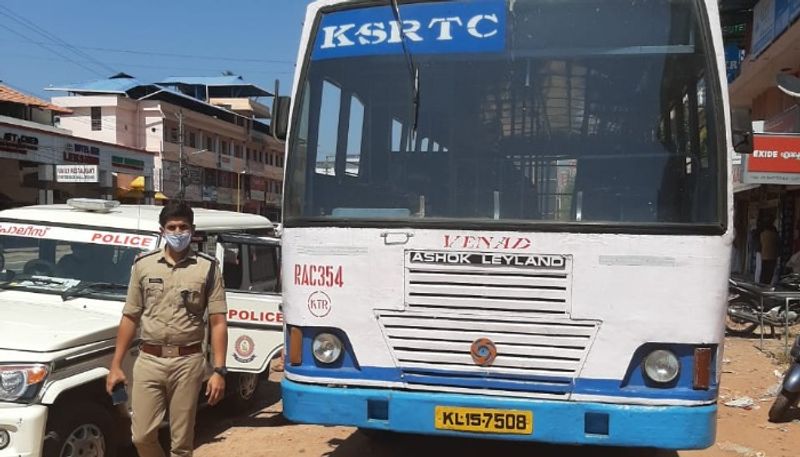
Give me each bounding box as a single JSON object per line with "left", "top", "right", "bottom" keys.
{"left": 769, "top": 389, "right": 799, "bottom": 423}
{"left": 223, "top": 372, "right": 261, "bottom": 414}
{"left": 43, "top": 402, "right": 117, "bottom": 457}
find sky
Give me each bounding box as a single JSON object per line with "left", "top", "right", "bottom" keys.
{"left": 0, "top": 1, "right": 311, "bottom": 100}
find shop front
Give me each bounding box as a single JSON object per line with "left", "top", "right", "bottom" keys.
{"left": 0, "top": 119, "right": 154, "bottom": 207}
{"left": 736, "top": 133, "right": 800, "bottom": 281}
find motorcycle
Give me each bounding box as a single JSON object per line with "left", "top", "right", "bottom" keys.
{"left": 727, "top": 274, "right": 800, "bottom": 337}
{"left": 769, "top": 335, "right": 800, "bottom": 422}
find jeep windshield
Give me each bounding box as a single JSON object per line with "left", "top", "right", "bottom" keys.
{"left": 0, "top": 222, "right": 158, "bottom": 299}
{"left": 285, "top": 0, "right": 725, "bottom": 232}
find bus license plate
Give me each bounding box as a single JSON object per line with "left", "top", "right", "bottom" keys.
{"left": 434, "top": 406, "right": 533, "bottom": 434}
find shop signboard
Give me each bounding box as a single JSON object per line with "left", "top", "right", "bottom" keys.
{"left": 56, "top": 164, "right": 98, "bottom": 183}
{"left": 0, "top": 128, "right": 39, "bottom": 155}
{"left": 744, "top": 134, "right": 800, "bottom": 184}
{"left": 752, "top": 0, "right": 776, "bottom": 57}
{"left": 751, "top": 0, "right": 800, "bottom": 57}
{"left": 792, "top": 0, "right": 800, "bottom": 22}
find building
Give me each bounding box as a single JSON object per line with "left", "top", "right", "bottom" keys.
{"left": 48, "top": 73, "right": 285, "bottom": 220}
{"left": 723, "top": 0, "right": 800, "bottom": 280}
{"left": 0, "top": 82, "right": 155, "bottom": 208}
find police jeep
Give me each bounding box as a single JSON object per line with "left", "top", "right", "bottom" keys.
{"left": 0, "top": 199, "right": 283, "bottom": 457}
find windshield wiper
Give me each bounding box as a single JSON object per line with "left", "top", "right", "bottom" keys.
{"left": 61, "top": 282, "right": 128, "bottom": 301}
{"left": 389, "top": 0, "right": 420, "bottom": 136}
{"left": 0, "top": 274, "right": 66, "bottom": 288}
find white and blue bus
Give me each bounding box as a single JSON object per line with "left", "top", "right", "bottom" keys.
{"left": 277, "top": 0, "right": 745, "bottom": 449}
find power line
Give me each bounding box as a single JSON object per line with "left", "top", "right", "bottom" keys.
{"left": 4, "top": 52, "right": 295, "bottom": 77}
{"left": 0, "top": 5, "right": 116, "bottom": 76}
{"left": 0, "top": 22, "right": 105, "bottom": 77}
{"left": 4, "top": 38, "right": 295, "bottom": 65}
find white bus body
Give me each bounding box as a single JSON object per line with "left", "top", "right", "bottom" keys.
{"left": 281, "top": 0, "right": 732, "bottom": 449}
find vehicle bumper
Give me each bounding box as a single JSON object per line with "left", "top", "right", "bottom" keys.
{"left": 281, "top": 378, "right": 716, "bottom": 450}
{"left": 0, "top": 402, "right": 48, "bottom": 457}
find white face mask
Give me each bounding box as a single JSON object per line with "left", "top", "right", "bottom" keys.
{"left": 164, "top": 231, "right": 192, "bottom": 252}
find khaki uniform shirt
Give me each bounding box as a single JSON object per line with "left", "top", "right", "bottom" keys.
{"left": 122, "top": 248, "right": 226, "bottom": 346}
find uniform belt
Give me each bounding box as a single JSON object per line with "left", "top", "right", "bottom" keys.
{"left": 140, "top": 343, "right": 202, "bottom": 358}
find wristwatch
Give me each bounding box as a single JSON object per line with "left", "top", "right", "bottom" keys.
{"left": 213, "top": 366, "right": 228, "bottom": 377}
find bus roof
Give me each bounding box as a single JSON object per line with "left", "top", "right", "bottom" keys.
{"left": 0, "top": 204, "right": 273, "bottom": 233}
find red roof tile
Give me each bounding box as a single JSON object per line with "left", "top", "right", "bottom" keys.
{"left": 0, "top": 83, "right": 72, "bottom": 114}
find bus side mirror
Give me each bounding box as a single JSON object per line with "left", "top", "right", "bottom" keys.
{"left": 731, "top": 108, "right": 753, "bottom": 154}
{"left": 272, "top": 96, "right": 291, "bottom": 141}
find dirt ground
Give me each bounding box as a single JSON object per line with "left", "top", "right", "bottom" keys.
{"left": 182, "top": 335, "right": 800, "bottom": 457}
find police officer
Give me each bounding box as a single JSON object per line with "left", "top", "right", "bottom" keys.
{"left": 106, "top": 201, "right": 228, "bottom": 457}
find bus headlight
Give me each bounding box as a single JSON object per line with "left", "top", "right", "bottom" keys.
{"left": 312, "top": 333, "right": 343, "bottom": 364}
{"left": 0, "top": 364, "right": 49, "bottom": 402}
{"left": 643, "top": 350, "right": 680, "bottom": 384}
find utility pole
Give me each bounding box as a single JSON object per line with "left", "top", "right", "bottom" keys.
{"left": 176, "top": 111, "right": 186, "bottom": 200}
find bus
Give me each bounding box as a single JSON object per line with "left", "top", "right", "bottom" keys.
{"left": 277, "top": 0, "right": 747, "bottom": 449}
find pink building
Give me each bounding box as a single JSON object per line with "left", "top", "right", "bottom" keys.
{"left": 48, "top": 73, "right": 285, "bottom": 219}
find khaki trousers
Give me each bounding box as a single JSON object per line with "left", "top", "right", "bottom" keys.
{"left": 131, "top": 351, "right": 206, "bottom": 457}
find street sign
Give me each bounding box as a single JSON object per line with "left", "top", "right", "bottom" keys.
{"left": 56, "top": 164, "right": 98, "bottom": 183}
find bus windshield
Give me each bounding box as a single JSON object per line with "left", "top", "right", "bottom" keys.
{"left": 285, "top": 0, "right": 724, "bottom": 228}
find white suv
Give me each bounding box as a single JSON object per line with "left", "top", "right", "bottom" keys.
{"left": 0, "top": 199, "right": 283, "bottom": 457}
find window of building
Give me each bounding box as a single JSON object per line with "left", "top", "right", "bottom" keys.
{"left": 188, "top": 131, "right": 197, "bottom": 148}
{"left": 234, "top": 144, "right": 243, "bottom": 158}
{"left": 205, "top": 135, "right": 213, "bottom": 152}
{"left": 221, "top": 140, "right": 229, "bottom": 155}
{"left": 91, "top": 107, "right": 101, "bottom": 131}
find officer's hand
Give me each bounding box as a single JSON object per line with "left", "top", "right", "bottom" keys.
{"left": 206, "top": 373, "right": 225, "bottom": 406}
{"left": 106, "top": 367, "right": 127, "bottom": 395}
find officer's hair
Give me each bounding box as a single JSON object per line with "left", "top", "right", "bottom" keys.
{"left": 159, "top": 200, "right": 194, "bottom": 227}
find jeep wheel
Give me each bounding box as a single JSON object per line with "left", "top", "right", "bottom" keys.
{"left": 223, "top": 372, "right": 261, "bottom": 414}
{"left": 44, "top": 402, "right": 117, "bottom": 457}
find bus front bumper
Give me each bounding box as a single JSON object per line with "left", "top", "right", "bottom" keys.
{"left": 281, "top": 378, "right": 716, "bottom": 450}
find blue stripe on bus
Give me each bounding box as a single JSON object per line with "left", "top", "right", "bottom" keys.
{"left": 282, "top": 378, "right": 717, "bottom": 449}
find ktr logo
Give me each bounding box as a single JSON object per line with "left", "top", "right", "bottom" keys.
{"left": 320, "top": 14, "right": 500, "bottom": 49}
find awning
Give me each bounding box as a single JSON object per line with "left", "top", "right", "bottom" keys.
{"left": 116, "top": 187, "right": 168, "bottom": 200}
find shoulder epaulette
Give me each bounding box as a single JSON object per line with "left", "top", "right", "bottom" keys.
{"left": 196, "top": 252, "right": 218, "bottom": 263}
{"left": 133, "top": 249, "right": 161, "bottom": 263}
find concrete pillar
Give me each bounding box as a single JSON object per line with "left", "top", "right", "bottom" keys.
{"left": 37, "top": 164, "right": 54, "bottom": 205}
{"left": 99, "top": 170, "right": 114, "bottom": 201}
{"left": 144, "top": 175, "right": 155, "bottom": 205}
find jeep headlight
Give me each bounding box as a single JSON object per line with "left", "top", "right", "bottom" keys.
{"left": 0, "top": 365, "right": 48, "bottom": 402}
